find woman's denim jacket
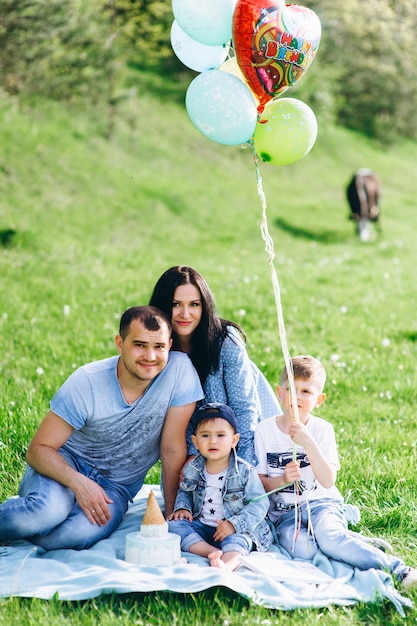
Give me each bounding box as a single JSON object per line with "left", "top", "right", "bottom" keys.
{"left": 173, "top": 449, "right": 272, "bottom": 552}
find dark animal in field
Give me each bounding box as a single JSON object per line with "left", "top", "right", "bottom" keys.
{"left": 0, "top": 228, "right": 16, "bottom": 246}
{"left": 346, "top": 169, "right": 381, "bottom": 241}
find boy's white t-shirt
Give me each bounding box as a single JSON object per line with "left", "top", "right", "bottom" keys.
{"left": 255, "top": 415, "right": 343, "bottom": 524}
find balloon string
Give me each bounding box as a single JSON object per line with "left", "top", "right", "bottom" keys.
{"left": 249, "top": 141, "right": 317, "bottom": 550}
{"left": 249, "top": 141, "right": 299, "bottom": 427}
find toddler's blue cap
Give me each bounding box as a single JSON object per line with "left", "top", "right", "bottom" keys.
{"left": 192, "top": 402, "right": 238, "bottom": 433}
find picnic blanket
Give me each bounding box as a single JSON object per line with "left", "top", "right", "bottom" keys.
{"left": 0, "top": 485, "right": 413, "bottom": 615}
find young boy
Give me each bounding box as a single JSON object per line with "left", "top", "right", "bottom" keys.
{"left": 254, "top": 355, "right": 417, "bottom": 589}
{"left": 168, "top": 402, "right": 272, "bottom": 571}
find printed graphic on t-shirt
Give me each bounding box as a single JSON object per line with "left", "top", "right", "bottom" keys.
{"left": 200, "top": 471, "right": 226, "bottom": 526}
{"left": 267, "top": 449, "right": 316, "bottom": 496}
{"left": 66, "top": 401, "right": 168, "bottom": 481}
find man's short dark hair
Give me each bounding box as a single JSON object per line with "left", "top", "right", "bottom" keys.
{"left": 119, "top": 306, "right": 172, "bottom": 340}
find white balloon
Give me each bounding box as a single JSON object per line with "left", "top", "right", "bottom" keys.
{"left": 172, "top": 0, "right": 238, "bottom": 46}
{"left": 170, "top": 20, "right": 229, "bottom": 73}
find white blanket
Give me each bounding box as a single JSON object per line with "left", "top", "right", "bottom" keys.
{"left": 0, "top": 486, "right": 412, "bottom": 615}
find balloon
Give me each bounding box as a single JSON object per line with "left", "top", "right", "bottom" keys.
{"left": 170, "top": 20, "right": 230, "bottom": 72}
{"left": 218, "top": 57, "right": 259, "bottom": 104}
{"left": 253, "top": 97, "right": 318, "bottom": 165}
{"left": 233, "top": 0, "right": 321, "bottom": 109}
{"left": 185, "top": 70, "right": 258, "bottom": 146}
{"left": 218, "top": 57, "right": 246, "bottom": 83}
{"left": 172, "top": 0, "right": 238, "bottom": 46}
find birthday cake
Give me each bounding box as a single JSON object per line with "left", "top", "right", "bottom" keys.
{"left": 125, "top": 490, "right": 182, "bottom": 566}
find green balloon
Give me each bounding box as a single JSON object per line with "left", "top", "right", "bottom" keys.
{"left": 254, "top": 98, "right": 318, "bottom": 166}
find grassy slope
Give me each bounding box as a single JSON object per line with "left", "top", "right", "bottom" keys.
{"left": 1, "top": 80, "right": 417, "bottom": 623}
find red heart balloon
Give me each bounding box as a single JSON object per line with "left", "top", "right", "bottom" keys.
{"left": 233, "top": 1, "right": 321, "bottom": 110}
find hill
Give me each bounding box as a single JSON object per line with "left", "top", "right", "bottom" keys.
{"left": 1, "top": 78, "right": 417, "bottom": 623}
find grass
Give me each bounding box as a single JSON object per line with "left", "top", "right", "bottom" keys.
{"left": 1, "top": 75, "right": 417, "bottom": 623}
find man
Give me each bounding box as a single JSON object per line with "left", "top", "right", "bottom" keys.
{"left": 0, "top": 306, "right": 203, "bottom": 550}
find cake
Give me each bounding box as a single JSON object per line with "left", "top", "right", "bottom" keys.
{"left": 125, "top": 490, "right": 182, "bottom": 566}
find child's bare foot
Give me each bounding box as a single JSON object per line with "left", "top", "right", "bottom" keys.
{"left": 208, "top": 550, "right": 226, "bottom": 568}
{"left": 208, "top": 550, "right": 241, "bottom": 571}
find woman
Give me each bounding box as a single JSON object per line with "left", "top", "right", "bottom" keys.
{"left": 149, "top": 266, "right": 280, "bottom": 465}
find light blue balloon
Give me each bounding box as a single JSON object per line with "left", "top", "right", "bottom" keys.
{"left": 170, "top": 20, "right": 229, "bottom": 73}
{"left": 185, "top": 70, "right": 258, "bottom": 146}
{"left": 172, "top": 0, "right": 237, "bottom": 46}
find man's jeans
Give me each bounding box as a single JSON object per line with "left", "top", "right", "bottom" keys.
{"left": 276, "top": 498, "right": 409, "bottom": 579}
{"left": 0, "top": 450, "right": 134, "bottom": 550}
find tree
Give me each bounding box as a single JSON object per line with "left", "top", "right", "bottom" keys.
{"left": 308, "top": 0, "right": 417, "bottom": 142}
{"left": 0, "top": 0, "right": 117, "bottom": 102}
{"left": 109, "top": 0, "right": 178, "bottom": 71}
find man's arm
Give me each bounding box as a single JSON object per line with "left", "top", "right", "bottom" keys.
{"left": 26, "top": 410, "right": 113, "bottom": 526}
{"left": 160, "top": 402, "right": 196, "bottom": 517}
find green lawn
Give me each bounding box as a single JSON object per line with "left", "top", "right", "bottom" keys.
{"left": 0, "top": 80, "right": 417, "bottom": 624}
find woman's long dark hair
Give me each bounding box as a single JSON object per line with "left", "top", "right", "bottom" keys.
{"left": 149, "top": 266, "right": 245, "bottom": 384}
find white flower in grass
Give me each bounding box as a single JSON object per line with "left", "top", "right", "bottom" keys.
{"left": 36, "top": 367, "right": 44, "bottom": 376}
{"left": 330, "top": 354, "right": 339, "bottom": 362}
{"left": 63, "top": 304, "right": 71, "bottom": 316}
{"left": 340, "top": 306, "right": 348, "bottom": 314}
{"left": 361, "top": 386, "right": 367, "bottom": 392}
{"left": 379, "top": 391, "right": 392, "bottom": 399}
{"left": 238, "top": 309, "right": 246, "bottom": 317}
{"left": 382, "top": 338, "right": 390, "bottom": 347}
{"left": 243, "top": 276, "right": 250, "bottom": 284}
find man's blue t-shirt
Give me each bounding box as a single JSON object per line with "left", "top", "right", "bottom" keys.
{"left": 50, "top": 352, "right": 203, "bottom": 488}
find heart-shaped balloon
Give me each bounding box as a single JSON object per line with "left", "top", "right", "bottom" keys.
{"left": 233, "top": 1, "right": 321, "bottom": 109}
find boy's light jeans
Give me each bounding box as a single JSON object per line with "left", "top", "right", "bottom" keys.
{"left": 276, "top": 498, "right": 409, "bottom": 580}
{"left": 169, "top": 518, "right": 253, "bottom": 555}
